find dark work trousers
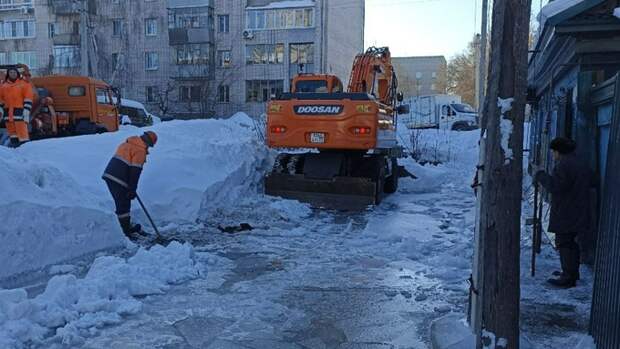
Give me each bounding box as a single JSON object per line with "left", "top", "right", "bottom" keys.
{"left": 555, "top": 232, "right": 580, "bottom": 280}
{"left": 104, "top": 179, "right": 131, "bottom": 219}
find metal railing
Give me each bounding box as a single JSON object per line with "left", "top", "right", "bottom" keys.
{"left": 0, "top": 0, "right": 33, "bottom": 11}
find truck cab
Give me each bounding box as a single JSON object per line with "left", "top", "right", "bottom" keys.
{"left": 439, "top": 102, "right": 478, "bottom": 130}
{"left": 31, "top": 76, "right": 120, "bottom": 136}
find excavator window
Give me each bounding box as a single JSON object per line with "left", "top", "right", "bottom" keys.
{"left": 295, "top": 80, "right": 328, "bottom": 93}
{"left": 332, "top": 80, "right": 343, "bottom": 93}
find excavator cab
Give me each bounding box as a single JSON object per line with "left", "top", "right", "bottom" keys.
{"left": 291, "top": 75, "right": 344, "bottom": 94}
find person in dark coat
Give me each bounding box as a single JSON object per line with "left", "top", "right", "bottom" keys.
{"left": 535, "top": 137, "right": 592, "bottom": 288}
{"left": 102, "top": 131, "right": 158, "bottom": 240}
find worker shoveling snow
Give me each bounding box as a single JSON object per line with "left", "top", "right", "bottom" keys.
{"left": 0, "top": 113, "right": 272, "bottom": 280}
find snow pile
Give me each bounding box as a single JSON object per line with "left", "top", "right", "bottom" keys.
{"left": 614, "top": 7, "right": 620, "bottom": 19}
{"left": 0, "top": 242, "right": 199, "bottom": 349}
{"left": 0, "top": 113, "right": 270, "bottom": 279}
{"left": 498, "top": 97, "right": 515, "bottom": 165}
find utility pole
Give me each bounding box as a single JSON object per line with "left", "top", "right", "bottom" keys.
{"left": 79, "top": 0, "right": 88, "bottom": 76}
{"left": 473, "top": 0, "right": 532, "bottom": 348}
{"left": 478, "top": 0, "right": 489, "bottom": 114}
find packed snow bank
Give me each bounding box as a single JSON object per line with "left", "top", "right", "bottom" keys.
{"left": 0, "top": 113, "right": 270, "bottom": 279}
{"left": 0, "top": 242, "right": 200, "bottom": 349}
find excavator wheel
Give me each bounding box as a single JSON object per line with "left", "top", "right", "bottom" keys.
{"left": 272, "top": 153, "right": 291, "bottom": 174}
{"left": 383, "top": 158, "right": 399, "bottom": 194}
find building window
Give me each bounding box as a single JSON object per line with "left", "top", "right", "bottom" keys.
{"left": 111, "top": 53, "right": 119, "bottom": 69}
{"left": 218, "top": 14, "right": 229, "bottom": 33}
{"left": 112, "top": 19, "right": 123, "bottom": 36}
{"left": 432, "top": 71, "right": 437, "bottom": 79}
{"left": 289, "top": 43, "right": 314, "bottom": 66}
{"left": 246, "top": 8, "right": 313, "bottom": 30}
{"left": 145, "top": 52, "right": 159, "bottom": 70}
{"left": 48, "top": 23, "right": 55, "bottom": 38}
{"left": 246, "top": 44, "right": 283, "bottom": 65}
{"left": 53, "top": 46, "right": 79, "bottom": 68}
{"left": 3, "top": 51, "right": 37, "bottom": 68}
{"left": 431, "top": 83, "right": 437, "bottom": 91}
{"left": 415, "top": 72, "right": 423, "bottom": 79}
{"left": 218, "top": 85, "right": 230, "bottom": 103}
{"left": 145, "top": 18, "right": 158, "bottom": 36}
{"left": 72, "top": 21, "right": 79, "bottom": 34}
{"left": 246, "top": 80, "right": 283, "bottom": 102}
{"left": 0, "top": 20, "right": 36, "bottom": 39}
{"left": 175, "top": 44, "right": 210, "bottom": 65}
{"left": 168, "top": 7, "right": 212, "bottom": 29}
{"left": 179, "top": 86, "right": 202, "bottom": 102}
{"left": 146, "top": 86, "right": 158, "bottom": 103}
{"left": 219, "top": 50, "right": 231, "bottom": 67}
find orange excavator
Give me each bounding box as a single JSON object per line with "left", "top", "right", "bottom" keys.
{"left": 265, "top": 47, "right": 409, "bottom": 207}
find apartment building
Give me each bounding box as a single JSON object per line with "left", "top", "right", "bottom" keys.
{"left": 213, "top": 0, "right": 365, "bottom": 117}
{"left": 392, "top": 56, "right": 447, "bottom": 97}
{"left": 0, "top": 0, "right": 364, "bottom": 118}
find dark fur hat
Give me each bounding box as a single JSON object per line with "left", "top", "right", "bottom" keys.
{"left": 550, "top": 137, "right": 576, "bottom": 154}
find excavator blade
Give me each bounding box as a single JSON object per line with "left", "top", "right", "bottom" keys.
{"left": 265, "top": 173, "right": 377, "bottom": 209}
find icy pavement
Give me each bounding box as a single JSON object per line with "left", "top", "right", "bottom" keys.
{"left": 73, "top": 156, "right": 477, "bottom": 349}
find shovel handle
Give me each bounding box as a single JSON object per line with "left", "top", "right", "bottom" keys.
{"left": 136, "top": 194, "right": 161, "bottom": 237}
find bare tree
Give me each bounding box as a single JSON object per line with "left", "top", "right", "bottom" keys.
{"left": 447, "top": 36, "right": 477, "bottom": 106}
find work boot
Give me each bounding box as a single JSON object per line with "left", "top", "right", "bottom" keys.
{"left": 131, "top": 224, "right": 148, "bottom": 237}
{"left": 118, "top": 216, "right": 134, "bottom": 239}
{"left": 552, "top": 270, "right": 580, "bottom": 281}
{"left": 547, "top": 275, "right": 577, "bottom": 288}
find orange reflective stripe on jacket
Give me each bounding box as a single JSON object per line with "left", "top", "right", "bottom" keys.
{"left": 102, "top": 136, "right": 149, "bottom": 190}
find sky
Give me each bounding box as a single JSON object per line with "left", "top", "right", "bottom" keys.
{"left": 364, "top": 0, "right": 550, "bottom": 60}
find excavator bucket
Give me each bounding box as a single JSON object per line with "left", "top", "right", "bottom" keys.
{"left": 264, "top": 152, "right": 385, "bottom": 209}
{"left": 265, "top": 173, "right": 378, "bottom": 209}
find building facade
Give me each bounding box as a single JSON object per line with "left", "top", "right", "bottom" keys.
{"left": 392, "top": 56, "right": 447, "bottom": 98}
{"left": 0, "top": 0, "right": 364, "bottom": 118}
{"left": 528, "top": 1, "right": 620, "bottom": 348}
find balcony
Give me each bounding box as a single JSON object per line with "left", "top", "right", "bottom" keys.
{"left": 168, "top": 28, "right": 212, "bottom": 45}
{"left": 49, "top": 0, "right": 79, "bottom": 15}
{"left": 0, "top": 0, "right": 33, "bottom": 12}
{"left": 52, "top": 33, "right": 80, "bottom": 46}
{"left": 170, "top": 64, "right": 212, "bottom": 81}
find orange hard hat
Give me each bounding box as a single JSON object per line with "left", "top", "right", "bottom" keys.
{"left": 142, "top": 131, "right": 158, "bottom": 147}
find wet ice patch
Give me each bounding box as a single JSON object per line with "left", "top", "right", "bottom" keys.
{"left": 0, "top": 242, "right": 200, "bottom": 348}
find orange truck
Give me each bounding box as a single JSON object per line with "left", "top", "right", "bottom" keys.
{"left": 0, "top": 64, "right": 119, "bottom": 146}
{"left": 265, "top": 47, "right": 409, "bottom": 207}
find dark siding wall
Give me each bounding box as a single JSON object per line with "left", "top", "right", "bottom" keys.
{"left": 590, "top": 75, "right": 620, "bottom": 349}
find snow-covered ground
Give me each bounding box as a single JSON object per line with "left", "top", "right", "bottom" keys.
{"left": 1, "top": 119, "right": 595, "bottom": 348}
{"left": 0, "top": 113, "right": 271, "bottom": 280}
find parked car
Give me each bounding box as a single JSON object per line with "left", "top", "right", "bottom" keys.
{"left": 117, "top": 98, "right": 160, "bottom": 127}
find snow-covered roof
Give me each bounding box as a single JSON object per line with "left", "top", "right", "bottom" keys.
{"left": 246, "top": 0, "right": 315, "bottom": 10}
{"left": 538, "top": 0, "right": 584, "bottom": 30}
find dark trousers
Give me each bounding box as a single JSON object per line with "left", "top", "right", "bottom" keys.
{"left": 105, "top": 179, "right": 131, "bottom": 218}
{"left": 555, "top": 232, "right": 580, "bottom": 280}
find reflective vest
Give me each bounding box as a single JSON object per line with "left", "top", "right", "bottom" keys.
{"left": 102, "top": 136, "right": 148, "bottom": 190}
{"left": 0, "top": 79, "right": 34, "bottom": 121}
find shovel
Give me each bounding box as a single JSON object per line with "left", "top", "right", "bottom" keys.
{"left": 136, "top": 194, "right": 168, "bottom": 245}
